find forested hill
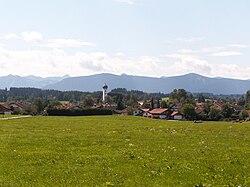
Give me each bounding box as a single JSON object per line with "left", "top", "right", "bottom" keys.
{"left": 0, "top": 87, "right": 168, "bottom": 103}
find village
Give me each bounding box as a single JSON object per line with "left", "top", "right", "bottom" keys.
{"left": 1, "top": 84, "right": 250, "bottom": 122}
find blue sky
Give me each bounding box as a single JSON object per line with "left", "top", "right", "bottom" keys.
{"left": 0, "top": 0, "right": 250, "bottom": 79}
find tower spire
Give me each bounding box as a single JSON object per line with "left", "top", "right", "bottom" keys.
{"left": 102, "top": 83, "right": 108, "bottom": 103}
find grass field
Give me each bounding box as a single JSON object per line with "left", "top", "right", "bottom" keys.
{"left": 0, "top": 116, "right": 249, "bottom": 186}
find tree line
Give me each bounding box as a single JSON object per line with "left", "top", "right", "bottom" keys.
{"left": 0, "top": 87, "right": 250, "bottom": 120}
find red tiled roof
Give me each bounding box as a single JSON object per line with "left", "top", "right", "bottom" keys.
{"left": 196, "top": 102, "right": 204, "bottom": 107}
{"left": 9, "top": 102, "right": 26, "bottom": 109}
{"left": 91, "top": 105, "right": 103, "bottom": 109}
{"left": 171, "top": 111, "right": 182, "bottom": 116}
{"left": 0, "top": 104, "right": 12, "bottom": 112}
{"left": 140, "top": 108, "right": 150, "bottom": 112}
{"left": 247, "top": 110, "right": 250, "bottom": 117}
{"left": 149, "top": 108, "right": 168, "bottom": 115}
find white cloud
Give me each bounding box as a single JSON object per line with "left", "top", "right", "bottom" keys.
{"left": 0, "top": 46, "right": 250, "bottom": 79}
{"left": 211, "top": 51, "right": 242, "bottom": 57}
{"left": 0, "top": 32, "right": 43, "bottom": 42}
{"left": 21, "top": 31, "right": 43, "bottom": 43}
{"left": 115, "top": 52, "right": 125, "bottom": 56}
{"left": 44, "top": 39, "right": 96, "bottom": 48}
{"left": 3, "top": 33, "right": 19, "bottom": 40}
{"left": 229, "top": 44, "right": 249, "bottom": 49}
{"left": 175, "top": 37, "right": 204, "bottom": 43}
{"left": 165, "top": 53, "right": 212, "bottom": 75}
{"left": 201, "top": 46, "right": 224, "bottom": 53}
{"left": 177, "top": 49, "right": 197, "bottom": 54}
{"left": 214, "top": 64, "right": 250, "bottom": 79}
{"left": 0, "top": 47, "right": 159, "bottom": 77}
{"left": 0, "top": 31, "right": 96, "bottom": 49}
{"left": 0, "top": 33, "right": 19, "bottom": 40}
{"left": 0, "top": 31, "right": 250, "bottom": 79}
{"left": 163, "top": 52, "right": 250, "bottom": 79}
{"left": 115, "top": 0, "right": 134, "bottom": 5}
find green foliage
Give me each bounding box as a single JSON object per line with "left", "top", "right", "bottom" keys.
{"left": 83, "top": 95, "right": 94, "bottom": 108}
{"left": 160, "top": 100, "right": 168, "bottom": 108}
{"left": 237, "top": 96, "right": 246, "bottom": 106}
{"left": 32, "top": 98, "right": 45, "bottom": 115}
{"left": 110, "top": 88, "right": 128, "bottom": 94}
{"left": 170, "top": 89, "right": 194, "bottom": 104}
{"left": 182, "top": 104, "right": 196, "bottom": 120}
{"left": 127, "top": 106, "right": 134, "bottom": 115}
{"left": 221, "top": 104, "right": 234, "bottom": 119}
{"left": 197, "top": 94, "right": 205, "bottom": 103}
{"left": 0, "top": 116, "right": 249, "bottom": 186}
{"left": 239, "top": 110, "right": 249, "bottom": 120}
{"left": 126, "top": 93, "right": 138, "bottom": 108}
{"left": 209, "top": 107, "right": 222, "bottom": 121}
{"left": 47, "top": 108, "right": 112, "bottom": 116}
{"left": 170, "top": 89, "right": 187, "bottom": 102}
{"left": 156, "top": 99, "right": 160, "bottom": 108}
{"left": 150, "top": 97, "right": 154, "bottom": 109}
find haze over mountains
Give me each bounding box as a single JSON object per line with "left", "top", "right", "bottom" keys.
{"left": 0, "top": 74, "right": 70, "bottom": 89}
{"left": 0, "top": 73, "right": 250, "bottom": 95}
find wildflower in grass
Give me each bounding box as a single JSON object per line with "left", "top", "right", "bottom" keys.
{"left": 106, "top": 182, "right": 114, "bottom": 186}
{"left": 171, "top": 130, "right": 177, "bottom": 134}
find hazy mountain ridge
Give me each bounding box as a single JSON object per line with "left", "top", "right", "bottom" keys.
{"left": 44, "top": 73, "right": 250, "bottom": 94}
{"left": 0, "top": 73, "right": 249, "bottom": 94}
{"left": 0, "top": 74, "right": 70, "bottom": 89}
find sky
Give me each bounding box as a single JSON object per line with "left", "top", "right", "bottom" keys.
{"left": 0, "top": 0, "right": 250, "bottom": 79}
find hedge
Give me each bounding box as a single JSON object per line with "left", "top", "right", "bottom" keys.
{"left": 47, "top": 108, "right": 112, "bottom": 116}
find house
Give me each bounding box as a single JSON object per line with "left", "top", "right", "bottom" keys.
{"left": 0, "top": 104, "right": 12, "bottom": 115}
{"left": 171, "top": 111, "right": 183, "bottom": 120}
{"left": 133, "top": 109, "right": 142, "bottom": 116}
{"left": 212, "top": 101, "right": 223, "bottom": 110}
{"left": 195, "top": 102, "right": 204, "bottom": 112}
{"left": 137, "top": 101, "right": 144, "bottom": 106}
{"left": 9, "top": 102, "right": 27, "bottom": 111}
{"left": 195, "top": 102, "right": 208, "bottom": 116}
{"left": 169, "top": 103, "right": 182, "bottom": 112}
{"left": 247, "top": 110, "right": 250, "bottom": 117}
{"left": 140, "top": 108, "right": 151, "bottom": 117}
{"left": 91, "top": 104, "right": 103, "bottom": 109}
{"left": 231, "top": 104, "right": 244, "bottom": 113}
{"left": 149, "top": 108, "right": 169, "bottom": 119}
{"left": 133, "top": 108, "right": 150, "bottom": 116}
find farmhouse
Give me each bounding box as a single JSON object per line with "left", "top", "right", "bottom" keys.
{"left": 0, "top": 103, "right": 12, "bottom": 115}
{"left": 9, "top": 102, "right": 26, "bottom": 112}
{"left": 171, "top": 111, "right": 183, "bottom": 120}
{"left": 149, "top": 108, "right": 169, "bottom": 119}
{"left": 212, "top": 101, "right": 223, "bottom": 110}
{"left": 133, "top": 108, "right": 150, "bottom": 116}
{"left": 170, "top": 103, "right": 182, "bottom": 112}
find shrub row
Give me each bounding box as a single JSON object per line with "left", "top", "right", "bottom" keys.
{"left": 47, "top": 108, "right": 112, "bottom": 116}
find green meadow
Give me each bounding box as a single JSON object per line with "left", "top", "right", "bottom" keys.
{"left": 0, "top": 116, "right": 249, "bottom": 186}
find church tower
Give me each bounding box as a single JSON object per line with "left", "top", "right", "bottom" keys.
{"left": 102, "top": 83, "right": 108, "bottom": 103}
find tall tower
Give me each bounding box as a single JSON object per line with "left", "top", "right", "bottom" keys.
{"left": 102, "top": 83, "right": 108, "bottom": 103}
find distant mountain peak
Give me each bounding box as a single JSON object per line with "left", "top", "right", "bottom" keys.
{"left": 183, "top": 73, "right": 205, "bottom": 77}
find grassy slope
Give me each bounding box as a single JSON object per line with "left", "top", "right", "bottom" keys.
{"left": 0, "top": 116, "right": 249, "bottom": 186}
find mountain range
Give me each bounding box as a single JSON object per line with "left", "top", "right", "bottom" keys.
{"left": 0, "top": 73, "right": 250, "bottom": 94}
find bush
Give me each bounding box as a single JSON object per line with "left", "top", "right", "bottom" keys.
{"left": 47, "top": 108, "right": 112, "bottom": 116}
